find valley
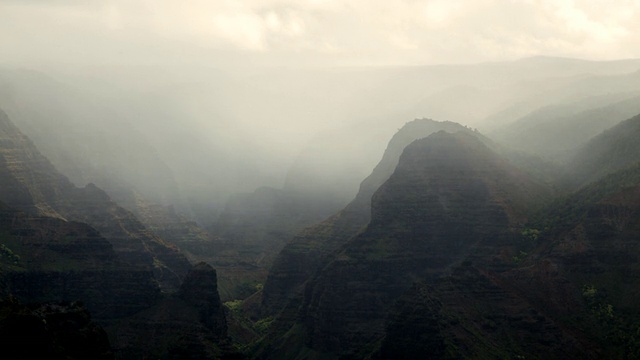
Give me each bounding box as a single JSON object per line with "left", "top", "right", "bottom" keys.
{"left": 1, "top": 57, "right": 640, "bottom": 359}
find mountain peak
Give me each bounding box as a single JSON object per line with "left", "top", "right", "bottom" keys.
{"left": 261, "top": 120, "right": 475, "bottom": 314}
{"left": 178, "top": 262, "right": 226, "bottom": 335}
{"left": 371, "top": 130, "right": 536, "bottom": 228}
{"left": 291, "top": 129, "right": 549, "bottom": 356}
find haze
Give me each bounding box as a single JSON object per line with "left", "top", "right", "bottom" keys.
{"left": 3, "top": 0, "right": 640, "bottom": 66}
{"left": 1, "top": 0, "right": 640, "bottom": 220}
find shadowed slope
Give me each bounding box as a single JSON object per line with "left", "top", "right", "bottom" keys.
{"left": 261, "top": 119, "right": 474, "bottom": 315}
{"left": 0, "top": 108, "right": 190, "bottom": 292}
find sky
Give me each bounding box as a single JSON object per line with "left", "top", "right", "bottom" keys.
{"left": 2, "top": 0, "right": 640, "bottom": 211}
{"left": 2, "top": 0, "right": 640, "bottom": 68}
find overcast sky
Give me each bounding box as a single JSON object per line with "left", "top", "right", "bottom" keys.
{"left": 2, "top": 0, "right": 640, "bottom": 68}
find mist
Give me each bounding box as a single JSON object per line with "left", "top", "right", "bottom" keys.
{"left": 4, "top": 2, "right": 640, "bottom": 358}
{"left": 2, "top": 0, "right": 640, "bottom": 222}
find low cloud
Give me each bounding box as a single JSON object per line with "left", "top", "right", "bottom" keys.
{"left": 1, "top": 0, "right": 640, "bottom": 66}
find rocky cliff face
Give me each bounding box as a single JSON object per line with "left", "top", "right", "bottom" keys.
{"left": 0, "top": 108, "right": 190, "bottom": 292}
{"left": 0, "top": 201, "right": 236, "bottom": 358}
{"left": 375, "top": 266, "right": 596, "bottom": 360}
{"left": 0, "top": 107, "right": 248, "bottom": 358}
{"left": 506, "top": 164, "right": 640, "bottom": 357}
{"left": 298, "top": 132, "right": 546, "bottom": 356}
{"left": 261, "top": 120, "right": 480, "bottom": 315}
{"left": 385, "top": 182, "right": 640, "bottom": 357}
{"left": 109, "top": 262, "right": 240, "bottom": 359}
{"left": 0, "top": 202, "right": 159, "bottom": 319}
{"left": 258, "top": 131, "right": 554, "bottom": 358}
{"left": 259, "top": 119, "right": 640, "bottom": 358}
{"left": 178, "top": 262, "right": 228, "bottom": 335}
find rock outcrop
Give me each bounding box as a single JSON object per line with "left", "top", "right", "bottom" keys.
{"left": 178, "top": 262, "right": 228, "bottom": 335}
{"left": 259, "top": 114, "right": 640, "bottom": 358}
{"left": 298, "top": 131, "right": 546, "bottom": 356}
{"left": 0, "top": 202, "right": 159, "bottom": 319}
{"left": 258, "top": 131, "right": 554, "bottom": 358}
{"left": 109, "top": 262, "right": 241, "bottom": 359}
{"left": 261, "top": 119, "right": 479, "bottom": 315}
{"left": 0, "top": 107, "right": 236, "bottom": 357}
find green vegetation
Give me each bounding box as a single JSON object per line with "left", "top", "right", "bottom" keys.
{"left": 0, "top": 243, "right": 20, "bottom": 265}
{"left": 253, "top": 316, "right": 274, "bottom": 335}
{"left": 582, "top": 284, "right": 598, "bottom": 299}
{"left": 224, "top": 299, "right": 243, "bottom": 316}
{"left": 224, "top": 297, "right": 275, "bottom": 351}
{"left": 521, "top": 228, "right": 540, "bottom": 242}
{"left": 580, "top": 284, "right": 640, "bottom": 358}
{"left": 511, "top": 251, "right": 528, "bottom": 264}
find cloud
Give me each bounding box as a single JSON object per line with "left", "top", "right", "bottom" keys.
{"left": 1, "top": 0, "right": 640, "bottom": 66}
{"left": 212, "top": 12, "right": 267, "bottom": 51}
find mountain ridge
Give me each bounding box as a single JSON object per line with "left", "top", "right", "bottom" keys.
{"left": 260, "top": 119, "right": 475, "bottom": 316}
{"left": 0, "top": 108, "right": 191, "bottom": 292}
{"left": 258, "top": 130, "right": 553, "bottom": 358}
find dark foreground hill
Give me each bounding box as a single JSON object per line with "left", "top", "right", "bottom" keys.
{"left": 0, "top": 297, "right": 113, "bottom": 359}
{"left": 255, "top": 131, "right": 561, "bottom": 358}
{"left": 0, "top": 108, "right": 241, "bottom": 359}
{"left": 252, "top": 111, "right": 640, "bottom": 358}
{"left": 260, "top": 119, "right": 475, "bottom": 316}
{"left": 0, "top": 108, "right": 190, "bottom": 293}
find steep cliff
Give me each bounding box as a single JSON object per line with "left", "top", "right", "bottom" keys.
{"left": 300, "top": 131, "right": 547, "bottom": 356}
{"left": 0, "top": 108, "right": 190, "bottom": 292}
{"left": 507, "top": 164, "right": 640, "bottom": 357}
{"left": 261, "top": 119, "right": 474, "bottom": 315}
{"left": 0, "top": 202, "right": 239, "bottom": 358}
{"left": 0, "top": 201, "right": 159, "bottom": 319}
{"left": 109, "top": 262, "right": 241, "bottom": 359}
{"left": 258, "top": 131, "right": 553, "bottom": 358}
{"left": 375, "top": 267, "right": 595, "bottom": 360}
{"left": 259, "top": 126, "right": 640, "bottom": 359}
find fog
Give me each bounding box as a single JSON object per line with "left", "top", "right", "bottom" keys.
{"left": 2, "top": 1, "right": 640, "bottom": 223}
{"left": 4, "top": 1, "right": 640, "bottom": 67}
